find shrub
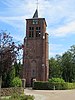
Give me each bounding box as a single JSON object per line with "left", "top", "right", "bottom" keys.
{"left": 20, "top": 95, "right": 34, "bottom": 100}
{"left": 48, "top": 78, "right": 65, "bottom": 83}
{"left": 33, "top": 81, "right": 75, "bottom": 90}
{"left": 66, "top": 82, "right": 75, "bottom": 89}
{"left": 33, "top": 81, "right": 49, "bottom": 90}
{"left": 1, "top": 93, "right": 34, "bottom": 100}
{"left": 11, "top": 77, "right": 22, "bottom": 87}
{"left": 9, "top": 93, "right": 20, "bottom": 100}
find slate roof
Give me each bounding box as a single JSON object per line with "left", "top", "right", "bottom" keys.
{"left": 33, "top": 9, "right": 38, "bottom": 18}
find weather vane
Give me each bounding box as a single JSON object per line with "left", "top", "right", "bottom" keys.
{"left": 36, "top": 0, "right": 39, "bottom": 11}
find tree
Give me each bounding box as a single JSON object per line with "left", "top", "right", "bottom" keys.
{"left": 49, "top": 56, "right": 62, "bottom": 78}
{"left": 0, "top": 31, "right": 23, "bottom": 87}
{"left": 14, "top": 61, "right": 22, "bottom": 77}
{"left": 2, "top": 66, "right": 15, "bottom": 87}
{"left": 62, "top": 45, "right": 75, "bottom": 82}
{"left": 49, "top": 45, "right": 75, "bottom": 83}
{"left": 62, "top": 51, "right": 72, "bottom": 82}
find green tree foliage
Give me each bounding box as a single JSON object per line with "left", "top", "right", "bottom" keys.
{"left": 2, "top": 62, "right": 22, "bottom": 87}
{"left": 62, "top": 51, "right": 73, "bottom": 82}
{"left": 62, "top": 45, "right": 75, "bottom": 82}
{"left": 49, "top": 45, "right": 75, "bottom": 82}
{"left": 14, "top": 61, "right": 22, "bottom": 77}
{"left": 7, "top": 66, "right": 15, "bottom": 87}
{"left": 2, "top": 66, "right": 15, "bottom": 87}
{"left": 49, "top": 56, "right": 62, "bottom": 78}
{"left": 0, "top": 31, "right": 23, "bottom": 87}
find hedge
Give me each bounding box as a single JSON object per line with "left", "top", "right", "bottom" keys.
{"left": 33, "top": 81, "right": 75, "bottom": 90}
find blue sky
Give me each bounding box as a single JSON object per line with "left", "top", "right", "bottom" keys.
{"left": 0, "top": 0, "right": 75, "bottom": 58}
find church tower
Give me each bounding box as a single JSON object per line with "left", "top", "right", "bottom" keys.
{"left": 23, "top": 9, "right": 49, "bottom": 86}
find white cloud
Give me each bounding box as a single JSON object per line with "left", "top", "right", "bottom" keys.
{"left": 49, "top": 43, "right": 66, "bottom": 57}
{"left": 51, "top": 20, "right": 75, "bottom": 37}
{"left": 50, "top": 44, "right": 63, "bottom": 51}
{"left": 1, "top": 0, "right": 75, "bottom": 57}
{"left": 0, "top": 16, "right": 26, "bottom": 29}
{"left": 40, "top": 0, "right": 75, "bottom": 37}
{"left": 1, "top": 0, "right": 75, "bottom": 33}
{"left": 50, "top": 52, "right": 63, "bottom": 58}
{"left": 0, "top": 16, "right": 25, "bottom": 20}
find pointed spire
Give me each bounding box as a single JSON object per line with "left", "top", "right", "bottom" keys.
{"left": 33, "top": 9, "right": 38, "bottom": 18}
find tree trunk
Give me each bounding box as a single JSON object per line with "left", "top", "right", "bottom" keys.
{"left": 0, "top": 76, "right": 2, "bottom": 98}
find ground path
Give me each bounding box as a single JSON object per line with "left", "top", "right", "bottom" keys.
{"left": 24, "top": 88, "right": 75, "bottom": 100}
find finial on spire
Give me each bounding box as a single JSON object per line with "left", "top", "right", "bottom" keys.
{"left": 33, "top": 0, "right": 39, "bottom": 18}
{"left": 36, "top": 0, "right": 38, "bottom": 11}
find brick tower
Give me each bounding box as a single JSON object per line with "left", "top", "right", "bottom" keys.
{"left": 22, "top": 9, "right": 49, "bottom": 86}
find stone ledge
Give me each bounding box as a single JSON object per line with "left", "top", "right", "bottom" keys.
{"left": 1, "top": 87, "right": 24, "bottom": 96}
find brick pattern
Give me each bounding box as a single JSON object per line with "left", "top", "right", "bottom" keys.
{"left": 22, "top": 18, "right": 49, "bottom": 86}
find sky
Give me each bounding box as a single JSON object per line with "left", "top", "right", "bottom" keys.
{"left": 0, "top": 0, "right": 75, "bottom": 58}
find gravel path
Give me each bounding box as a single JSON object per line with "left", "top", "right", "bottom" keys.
{"left": 24, "top": 88, "right": 75, "bottom": 100}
